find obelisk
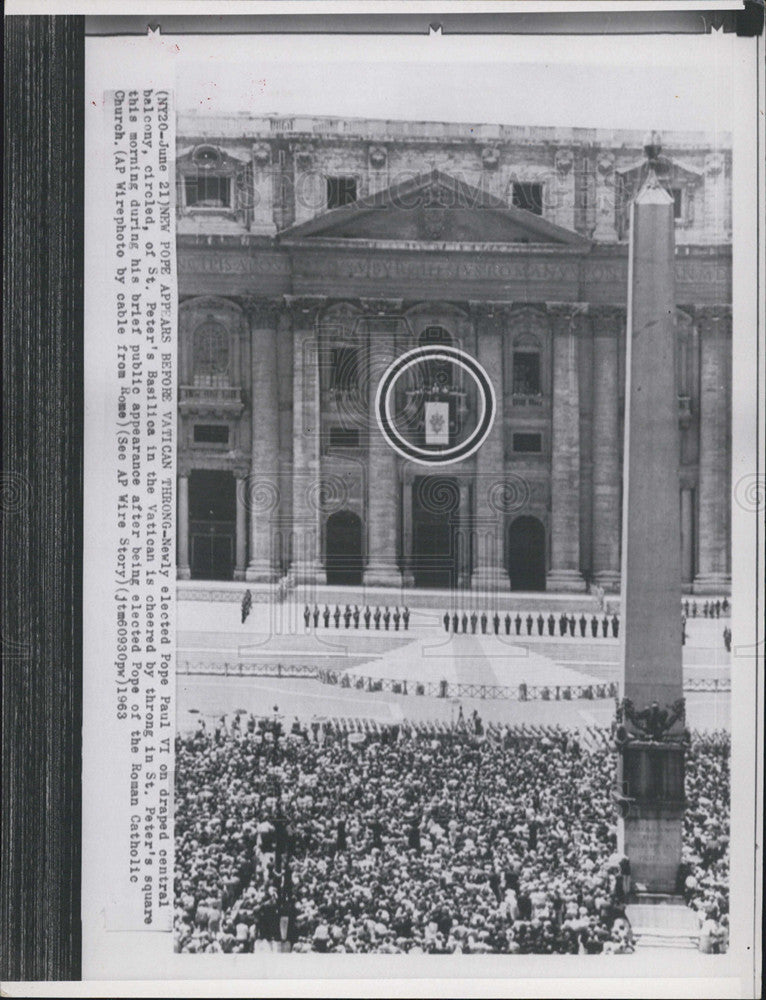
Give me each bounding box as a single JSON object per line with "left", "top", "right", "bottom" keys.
{"left": 615, "top": 133, "right": 686, "bottom": 895}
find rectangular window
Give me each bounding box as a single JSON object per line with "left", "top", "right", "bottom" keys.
{"left": 193, "top": 424, "right": 229, "bottom": 445}
{"left": 513, "top": 433, "right": 543, "bottom": 454}
{"left": 184, "top": 174, "right": 232, "bottom": 208}
{"left": 327, "top": 176, "right": 357, "bottom": 209}
{"left": 512, "top": 182, "right": 543, "bottom": 216}
{"left": 330, "top": 347, "right": 360, "bottom": 392}
{"left": 329, "top": 426, "right": 360, "bottom": 448}
{"left": 512, "top": 352, "right": 541, "bottom": 395}
{"left": 671, "top": 187, "right": 683, "bottom": 220}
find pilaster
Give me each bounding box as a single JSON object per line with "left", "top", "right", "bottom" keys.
{"left": 547, "top": 304, "right": 586, "bottom": 592}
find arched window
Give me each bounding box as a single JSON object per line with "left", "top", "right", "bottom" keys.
{"left": 418, "top": 326, "right": 453, "bottom": 390}
{"left": 193, "top": 321, "right": 230, "bottom": 387}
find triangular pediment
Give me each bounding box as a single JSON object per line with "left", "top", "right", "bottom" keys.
{"left": 279, "top": 169, "right": 589, "bottom": 247}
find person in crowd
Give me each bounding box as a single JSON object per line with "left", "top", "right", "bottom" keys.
{"left": 364, "top": 605, "right": 372, "bottom": 630}
{"left": 374, "top": 606, "right": 382, "bottom": 630}
{"left": 692, "top": 601, "right": 698, "bottom": 617}
{"left": 353, "top": 605, "right": 360, "bottom": 629}
{"left": 443, "top": 611, "right": 450, "bottom": 633}
{"left": 611, "top": 615, "right": 619, "bottom": 639}
{"left": 721, "top": 598, "right": 729, "bottom": 615}
{"left": 579, "top": 614, "right": 587, "bottom": 638}
{"left": 303, "top": 605, "right": 311, "bottom": 629}
{"left": 548, "top": 614, "right": 556, "bottom": 637}
{"left": 714, "top": 600, "right": 721, "bottom": 619}
{"left": 313, "top": 604, "right": 320, "bottom": 628}
{"left": 526, "top": 614, "right": 534, "bottom": 636}
{"left": 723, "top": 626, "right": 731, "bottom": 653}
{"left": 682, "top": 615, "right": 687, "bottom": 646}
{"left": 601, "top": 615, "right": 609, "bottom": 638}
{"left": 333, "top": 605, "right": 341, "bottom": 629}
{"left": 323, "top": 605, "right": 331, "bottom": 629}
{"left": 683, "top": 600, "right": 690, "bottom": 617}
{"left": 568, "top": 615, "right": 576, "bottom": 638}
{"left": 403, "top": 607, "right": 411, "bottom": 631}
{"left": 241, "top": 589, "right": 253, "bottom": 625}
{"left": 343, "top": 605, "right": 351, "bottom": 629}
{"left": 504, "top": 613, "right": 512, "bottom": 636}
{"left": 515, "top": 613, "right": 523, "bottom": 636}
{"left": 461, "top": 612, "right": 468, "bottom": 634}
{"left": 590, "top": 615, "right": 599, "bottom": 638}
{"left": 175, "top": 721, "right": 728, "bottom": 956}
{"left": 470, "top": 611, "right": 478, "bottom": 634}
{"left": 383, "top": 607, "right": 391, "bottom": 631}
{"left": 480, "top": 612, "right": 488, "bottom": 635}
{"left": 493, "top": 612, "right": 500, "bottom": 636}
{"left": 703, "top": 601, "right": 709, "bottom": 618}
{"left": 453, "top": 611, "right": 460, "bottom": 634}
{"left": 559, "top": 613, "right": 568, "bottom": 637}
{"left": 537, "top": 613, "right": 544, "bottom": 636}
{"left": 393, "top": 608, "right": 401, "bottom": 631}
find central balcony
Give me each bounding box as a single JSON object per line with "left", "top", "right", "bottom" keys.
{"left": 179, "top": 384, "right": 244, "bottom": 418}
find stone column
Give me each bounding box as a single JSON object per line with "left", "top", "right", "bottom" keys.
{"left": 401, "top": 476, "right": 415, "bottom": 588}
{"left": 364, "top": 313, "right": 401, "bottom": 588}
{"left": 177, "top": 473, "right": 190, "bottom": 580}
{"left": 694, "top": 306, "right": 731, "bottom": 593}
{"left": 591, "top": 307, "right": 622, "bottom": 591}
{"left": 458, "top": 479, "right": 471, "bottom": 590}
{"left": 547, "top": 305, "right": 586, "bottom": 592}
{"left": 234, "top": 474, "right": 247, "bottom": 580}
{"left": 680, "top": 486, "right": 694, "bottom": 587}
{"left": 245, "top": 300, "right": 281, "bottom": 582}
{"left": 470, "top": 303, "right": 506, "bottom": 592}
{"left": 289, "top": 298, "right": 326, "bottom": 586}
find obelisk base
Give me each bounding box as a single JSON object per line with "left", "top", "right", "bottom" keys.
{"left": 616, "top": 741, "right": 685, "bottom": 895}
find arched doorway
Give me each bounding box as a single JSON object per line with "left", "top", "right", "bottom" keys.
{"left": 325, "top": 510, "right": 364, "bottom": 585}
{"left": 507, "top": 516, "right": 546, "bottom": 591}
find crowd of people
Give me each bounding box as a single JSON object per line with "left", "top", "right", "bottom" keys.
{"left": 174, "top": 715, "right": 729, "bottom": 956}
{"left": 684, "top": 599, "right": 729, "bottom": 619}
{"left": 442, "top": 610, "right": 620, "bottom": 639}
{"left": 301, "top": 604, "right": 412, "bottom": 631}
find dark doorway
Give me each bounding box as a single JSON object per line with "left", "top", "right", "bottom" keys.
{"left": 325, "top": 510, "right": 364, "bottom": 585}
{"left": 189, "top": 470, "right": 236, "bottom": 580}
{"left": 507, "top": 516, "right": 546, "bottom": 591}
{"left": 412, "top": 476, "right": 461, "bottom": 589}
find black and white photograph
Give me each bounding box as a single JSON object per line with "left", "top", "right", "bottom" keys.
{"left": 73, "top": 8, "right": 762, "bottom": 995}
{"left": 171, "top": 72, "right": 734, "bottom": 958}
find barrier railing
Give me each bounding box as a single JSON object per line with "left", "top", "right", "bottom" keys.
{"left": 178, "top": 661, "right": 730, "bottom": 698}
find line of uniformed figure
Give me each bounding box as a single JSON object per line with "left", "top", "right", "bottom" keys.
{"left": 303, "top": 604, "right": 411, "bottom": 631}
{"left": 683, "top": 599, "right": 728, "bottom": 618}
{"left": 442, "top": 610, "right": 620, "bottom": 639}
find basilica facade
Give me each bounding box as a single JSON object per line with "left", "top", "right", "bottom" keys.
{"left": 175, "top": 114, "right": 731, "bottom": 594}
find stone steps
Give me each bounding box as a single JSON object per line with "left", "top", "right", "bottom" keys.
{"left": 632, "top": 928, "right": 699, "bottom": 950}
{"left": 627, "top": 896, "right": 700, "bottom": 952}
